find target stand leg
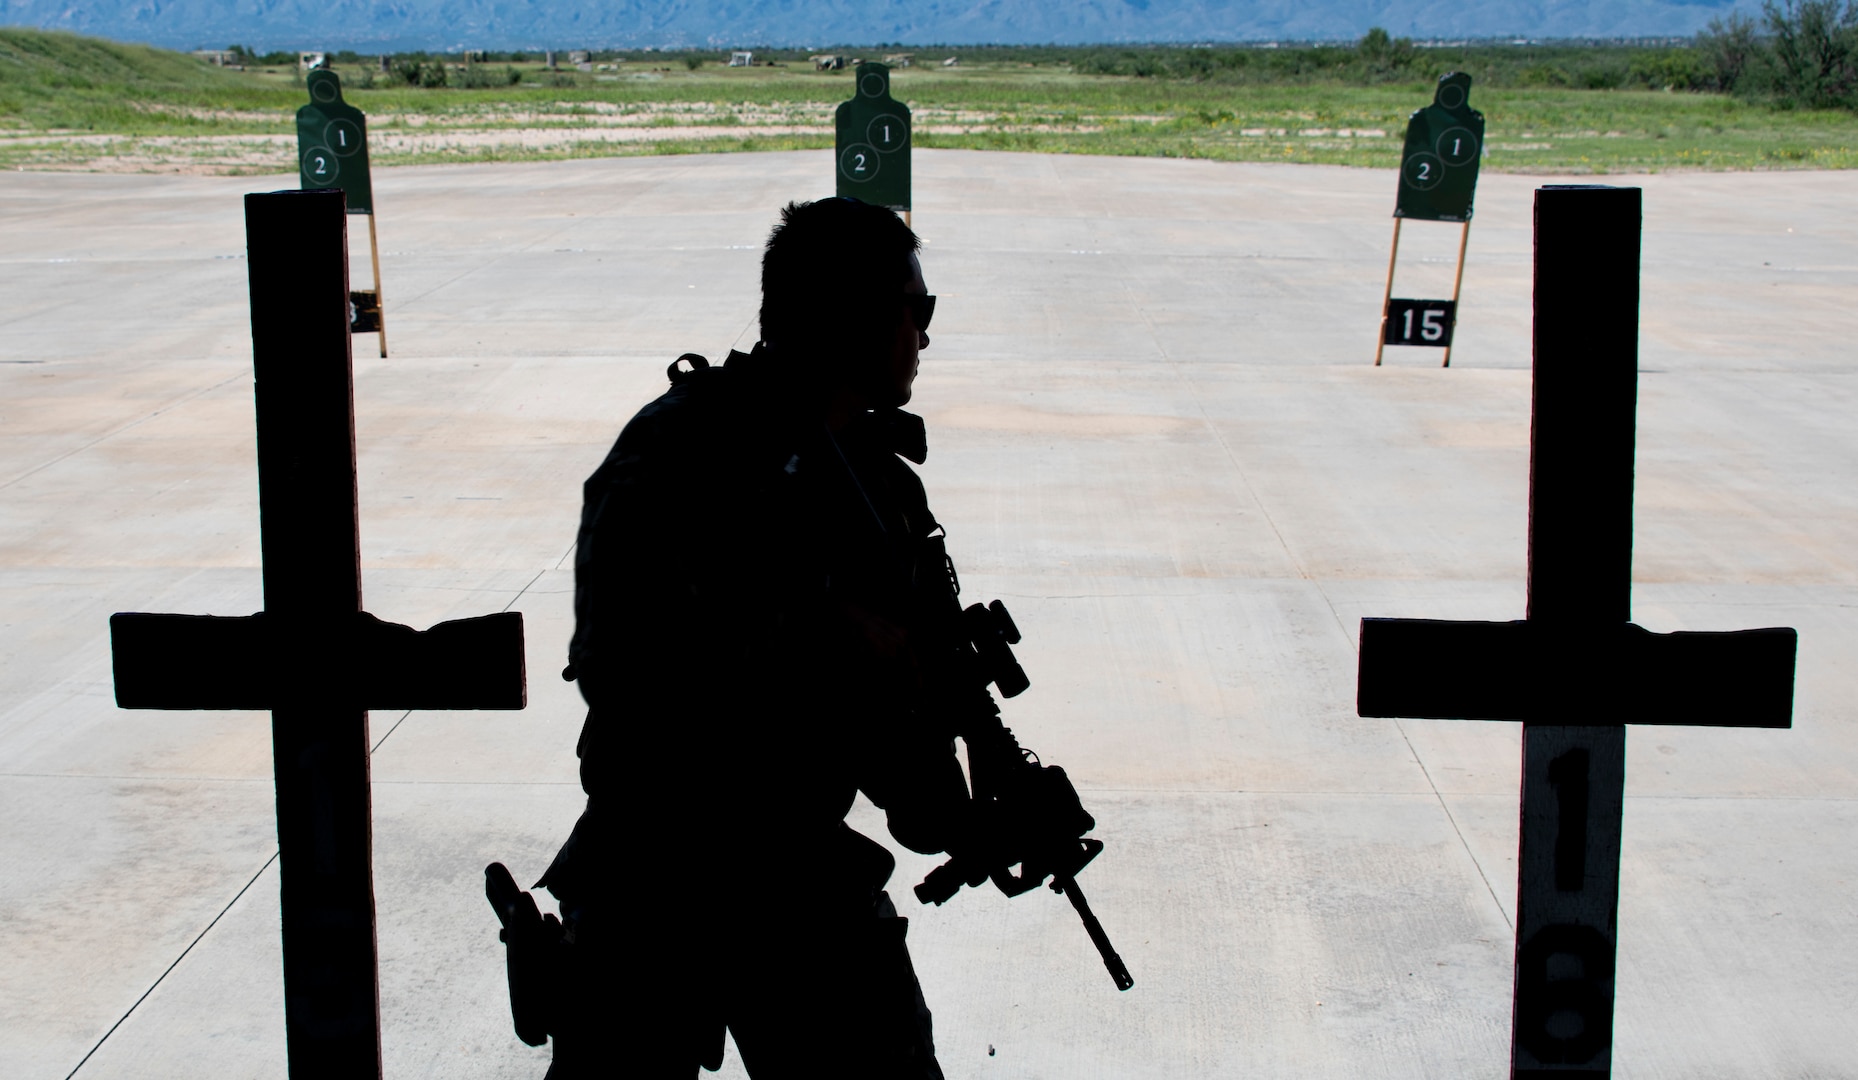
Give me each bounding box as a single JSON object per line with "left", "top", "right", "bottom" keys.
{"left": 367, "top": 214, "right": 387, "bottom": 359}
{"left": 1441, "top": 221, "right": 1470, "bottom": 368}
{"left": 1375, "top": 218, "right": 1403, "bottom": 366}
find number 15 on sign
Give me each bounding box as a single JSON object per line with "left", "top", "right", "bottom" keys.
{"left": 1383, "top": 299, "right": 1457, "bottom": 347}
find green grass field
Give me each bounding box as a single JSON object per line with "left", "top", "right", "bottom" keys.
{"left": 2, "top": 28, "right": 1854, "bottom": 174}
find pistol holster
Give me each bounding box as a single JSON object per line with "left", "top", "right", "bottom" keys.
{"left": 485, "top": 861, "right": 566, "bottom": 1047}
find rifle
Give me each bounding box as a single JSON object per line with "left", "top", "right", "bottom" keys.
{"left": 913, "top": 534, "right": 1135, "bottom": 992}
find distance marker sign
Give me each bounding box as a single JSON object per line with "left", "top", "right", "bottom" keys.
{"left": 1382, "top": 298, "right": 1456, "bottom": 347}
{"left": 1394, "top": 72, "right": 1483, "bottom": 224}
{"left": 297, "top": 69, "right": 374, "bottom": 215}
{"left": 835, "top": 62, "right": 911, "bottom": 213}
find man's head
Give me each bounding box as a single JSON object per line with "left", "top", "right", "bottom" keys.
{"left": 760, "top": 198, "right": 930, "bottom": 408}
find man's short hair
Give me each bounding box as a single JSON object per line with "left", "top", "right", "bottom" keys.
{"left": 759, "top": 198, "right": 921, "bottom": 356}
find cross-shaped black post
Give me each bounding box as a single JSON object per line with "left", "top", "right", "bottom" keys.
{"left": 109, "top": 189, "right": 527, "bottom": 1078}
{"left": 1356, "top": 185, "right": 1797, "bottom": 1079}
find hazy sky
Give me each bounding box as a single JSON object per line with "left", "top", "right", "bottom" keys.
{"left": 4, "top": 0, "right": 1765, "bottom": 53}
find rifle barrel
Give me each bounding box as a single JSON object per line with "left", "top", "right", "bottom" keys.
{"left": 1056, "top": 874, "right": 1134, "bottom": 991}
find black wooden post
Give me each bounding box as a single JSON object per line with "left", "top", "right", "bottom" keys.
{"left": 1356, "top": 185, "right": 1796, "bottom": 1079}
{"left": 109, "top": 189, "right": 526, "bottom": 1078}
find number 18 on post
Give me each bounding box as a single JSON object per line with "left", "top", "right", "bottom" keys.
{"left": 1382, "top": 298, "right": 1457, "bottom": 348}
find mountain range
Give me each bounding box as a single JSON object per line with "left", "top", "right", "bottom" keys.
{"left": 1, "top": 0, "right": 1760, "bottom": 53}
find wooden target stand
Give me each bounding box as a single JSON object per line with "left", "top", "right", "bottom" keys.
{"left": 1374, "top": 217, "right": 1470, "bottom": 368}
{"left": 299, "top": 68, "right": 388, "bottom": 358}
{"left": 350, "top": 212, "right": 388, "bottom": 358}
{"left": 1376, "top": 72, "right": 1484, "bottom": 369}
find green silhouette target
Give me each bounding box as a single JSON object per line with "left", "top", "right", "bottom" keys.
{"left": 1394, "top": 73, "right": 1483, "bottom": 223}
{"left": 297, "top": 69, "right": 374, "bottom": 215}
{"left": 836, "top": 62, "right": 910, "bottom": 211}
{"left": 294, "top": 67, "right": 388, "bottom": 357}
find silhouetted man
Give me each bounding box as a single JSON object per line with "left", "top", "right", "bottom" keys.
{"left": 542, "top": 198, "right": 964, "bottom": 1078}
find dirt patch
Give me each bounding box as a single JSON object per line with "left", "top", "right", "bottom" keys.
{"left": 0, "top": 99, "right": 1162, "bottom": 174}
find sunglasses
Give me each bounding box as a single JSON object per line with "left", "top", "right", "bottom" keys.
{"left": 906, "top": 293, "right": 936, "bottom": 332}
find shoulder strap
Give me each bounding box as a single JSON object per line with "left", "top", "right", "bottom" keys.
{"left": 666, "top": 352, "right": 710, "bottom": 385}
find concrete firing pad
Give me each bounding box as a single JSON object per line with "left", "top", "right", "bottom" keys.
{"left": 1, "top": 150, "right": 1853, "bottom": 1079}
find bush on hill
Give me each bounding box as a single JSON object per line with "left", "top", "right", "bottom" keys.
{"left": 1702, "top": 0, "right": 1858, "bottom": 108}
{"left": 228, "top": 44, "right": 298, "bottom": 67}
{"left": 1064, "top": 31, "right": 1733, "bottom": 94}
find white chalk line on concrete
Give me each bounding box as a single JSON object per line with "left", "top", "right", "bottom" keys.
{"left": 504, "top": 568, "right": 549, "bottom": 612}
{"left": 372, "top": 779, "right": 581, "bottom": 787}
{"left": 0, "top": 773, "right": 271, "bottom": 782}
{"left": 0, "top": 296, "right": 81, "bottom": 330}
{"left": 1389, "top": 720, "right": 1514, "bottom": 930}
{"left": 370, "top": 708, "right": 417, "bottom": 754}
{"left": 64, "top": 850, "right": 280, "bottom": 1080}
{"left": 382, "top": 254, "right": 491, "bottom": 311}
{"left": 1066, "top": 787, "right": 1858, "bottom": 800}
{"left": 365, "top": 565, "right": 551, "bottom": 758}
{"left": 1116, "top": 273, "right": 1520, "bottom": 930}
{"left": 387, "top": 162, "right": 703, "bottom": 313}
{"left": 62, "top": 698, "right": 474, "bottom": 1076}
{"left": 1, "top": 772, "right": 1836, "bottom": 798}
{"left": 0, "top": 371, "right": 248, "bottom": 493}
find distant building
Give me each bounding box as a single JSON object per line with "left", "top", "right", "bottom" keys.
{"left": 942, "top": 56, "right": 959, "bottom": 67}
{"left": 811, "top": 54, "right": 844, "bottom": 70}
{"left": 729, "top": 51, "right": 754, "bottom": 67}
{"left": 192, "top": 49, "right": 235, "bottom": 66}
{"left": 298, "top": 51, "right": 326, "bottom": 71}
{"left": 883, "top": 53, "right": 914, "bottom": 68}
{"left": 568, "top": 50, "right": 590, "bottom": 64}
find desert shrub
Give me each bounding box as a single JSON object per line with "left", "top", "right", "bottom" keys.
{"left": 1765, "top": 0, "right": 1858, "bottom": 107}
{"left": 1629, "top": 48, "right": 1712, "bottom": 90}
{"left": 1702, "top": 0, "right": 1858, "bottom": 107}
{"left": 456, "top": 63, "right": 519, "bottom": 88}
{"left": 384, "top": 57, "right": 422, "bottom": 86}
{"left": 1699, "top": 12, "right": 1766, "bottom": 90}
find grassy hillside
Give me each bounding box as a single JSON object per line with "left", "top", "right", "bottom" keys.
{"left": 0, "top": 28, "right": 1852, "bottom": 173}
{"left": 0, "top": 27, "right": 271, "bottom": 131}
